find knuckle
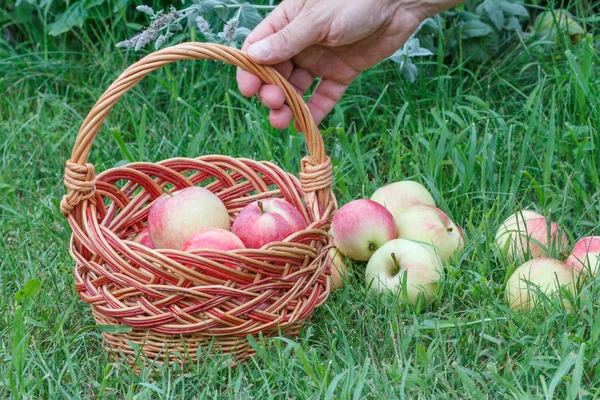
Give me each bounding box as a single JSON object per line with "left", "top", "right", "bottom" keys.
{"left": 277, "top": 27, "right": 294, "bottom": 50}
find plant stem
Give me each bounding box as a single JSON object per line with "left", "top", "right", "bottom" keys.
{"left": 224, "top": 4, "right": 275, "bottom": 9}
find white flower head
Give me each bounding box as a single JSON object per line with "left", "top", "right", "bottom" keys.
{"left": 196, "top": 16, "right": 212, "bottom": 34}
{"left": 218, "top": 18, "right": 239, "bottom": 42}
{"left": 136, "top": 5, "right": 154, "bottom": 16}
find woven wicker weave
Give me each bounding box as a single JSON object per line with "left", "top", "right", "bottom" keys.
{"left": 61, "top": 42, "right": 337, "bottom": 365}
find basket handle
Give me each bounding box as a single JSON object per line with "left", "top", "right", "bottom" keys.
{"left": 61, "top": 42, "right": 332, "bottom": 216}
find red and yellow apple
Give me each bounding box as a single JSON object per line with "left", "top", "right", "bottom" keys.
{"left": 495, "top": 210, "right": 568, "bottom": 262}
{"left": 330, "top": 199, "right": 397, "bottom": 261}
{"left": 132, "top": 227, "right": 154, "bottom": 249}
{"left": 325, "top": 247, "right": 349, "bottom": 289}
{"left": 232, "top": 198, "right": 307, "bottom": 249}
{"left": 566, "top": 236, "right": 600, "bottom": 276}
{"left": 365, "top": 239, "right": 443, "bottom": 306}
{"left": 395, "top": 205, "right": 464, "bottom": 264}
{"left": 148, "top": 186, "right": 230, "bottom": 249}
{"left": 370, "top": 180, "right": 436, "bottom": 222}
{"left": 505, "top": 257, "right": 575, "bottom": 311}
{"left": 181, "top": 228, "right": 245, "bottom": 252}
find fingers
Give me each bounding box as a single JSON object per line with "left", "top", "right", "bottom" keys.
{"left": 236, "top": 40, "right": 262, "bottom": 97}
{"left": 244, "top": 76, "right": 347, "bottom": 131}
{"left": 244, "top": 3, "right": 292, "bottom": 46}
{"left": 258, "top": 85, "right": 285, "bottom": 109}
{"left": 236, "top": 38, "right": 293, "bottom": 99}
{"left": 247, "top": 12, "right": 324, "bottom": 65}
{"left": 270, "top": 106, "right": 294, "bottom": 130}
{"left": 241, "top": 71, "right": 344, "bottom": 130}
{"left": 288, "top": 68, "right": 315, "bottom": 95}
{"left": 306, "top": 79, "right": 350, "bottom": 125}
{"left": 236, "top": 68, "right": 262, "bottom": 97}
{"left": 267, "top": 76, "right": 346, "bottom": 131}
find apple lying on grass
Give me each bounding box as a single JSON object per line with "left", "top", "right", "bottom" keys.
{"left": 395, "top": 205, "right": 464, "bottom": 264}
{"left": 325, "top": 247, "right": 349, "bottom": 289}
{"left": 365, "top": 239, "right": 443, "bottom": 306}
{"left": 505, "top": 257, "right": 576, "bottom": 311}
{"left": 370, "top": 180, "right": 436, "bottom": 222}
{"left": 148, "top": 186, "right": 231, "bottom": 250}
{"left": 495, "top": 210, "right": 568, "bottom": 262}
{"left": 330, "top": 199, "right": 397, "bottom": 261}
{"left": 181, "top": 228, "right": 245, "bottom": 252}
{"left": 232, "top": 198, "right": 307, "bottom": 249}
{"left": 566, "top": 236, "right": 600, "bottom": 276}
{"left": 132, "top": 227, "right": 154, "bottom": 249}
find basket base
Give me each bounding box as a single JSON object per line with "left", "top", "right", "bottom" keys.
{"left": 91, "top": 308, "right": 300, "bottom": 368}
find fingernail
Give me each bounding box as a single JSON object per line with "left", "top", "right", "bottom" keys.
{"left": 248, "top": 39, "right": 271, "bottom": 60}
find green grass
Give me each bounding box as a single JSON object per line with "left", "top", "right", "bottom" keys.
{"left": 1, "top": 4, "right": 600, "bottom": 399}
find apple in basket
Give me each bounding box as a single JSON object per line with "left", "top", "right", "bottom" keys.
{"left": 365, "top": 239, "right": 443, "bottom": 306}
{"left": 566, "top": 236, "right": 600, "bottom": 276}
{"left": 330, "top": 199, "right": 397, "bottom": 261}
{"left": 132, "top": 227, "right": 155, "bottom": 249}
{"left": 181, "top": 228, "right": 246, "bottom": 252}
{"left": 370, "top": 180, "right": 436, "bottom": 222}
{"left": 232, "top": 198, "right": 308, "bottom": 249}
{"left": 148, "top": 186, "right": 230, "bottom": 249}
{"left": 395, "top": 205, "right": 464, "bottom": 264}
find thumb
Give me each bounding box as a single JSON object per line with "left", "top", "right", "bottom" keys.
{"left": 247, "top": 14, "right": 321, "bottom": 65}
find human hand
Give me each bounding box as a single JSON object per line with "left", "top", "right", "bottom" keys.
{"left": 236, "top": 0, "right": 461, "bottom": 129}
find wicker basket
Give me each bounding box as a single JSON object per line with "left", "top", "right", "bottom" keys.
{"left": 60, "top": 42, "right": 337, "bottom": 365}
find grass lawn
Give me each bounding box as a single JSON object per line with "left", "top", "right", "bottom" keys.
{"left": 1, "top": 5, "right": 600, "bottom": 398}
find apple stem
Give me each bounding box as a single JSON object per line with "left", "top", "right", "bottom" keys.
{"left": 162, "top": 187, "right": 174, "bottom": 197}
{"left": 447, "top": 227, "right": 453, "bottom": 232}
{"left": 257, "top": 201, "right": 264, "bottom": 214}
{"left": 391, "top": 252, "right": 401, "bottom": 275}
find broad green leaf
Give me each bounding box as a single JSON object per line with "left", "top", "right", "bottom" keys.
{"left": 478, "top": 0, "right": 504, "bottom": 31}
{"left": 499, "top": 1, "right": 529, "bottom": 17}
{"left": 505, "top": 16, "right": 522, "bottom": 32}
{"left": 48, "top": 3, "right": 88, "bottom": 36}
{"left": 199, "top": 0, "right": 224, "bottom": 13}
{"left": 461, "top": 20, "right": 494, "bottom": 39}
{"left": 238, "top": 3, "right": 262, "bottom": 29}
{"left": 457, "top": 11, "right": 481, "bottom": 22}
{"left": 235, "top": 27, "right": 251, "bottom": 41}
{"left": 214, "top": 4, "right": 229, "bottom": 20}
{"left": 23, "top": 278, "right": 41, "bottom": 298}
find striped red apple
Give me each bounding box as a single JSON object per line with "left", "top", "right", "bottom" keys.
{"left": 132, "top": 227, "right": 154, "bottom": 249}
{"left": 330, "top": 199, "right": 397, "bottom": 261}
{"left": 148, "top": 186, "right": 230, "bottom": 249}
{"left": 395, "top": 205, "right": 464, "bottom": 263}
{"left": 566, "top": 236, "right": 600, "bottom": 276}
{"left": 370, "top": 180, "right": 436, "bottom": 222}
{"left": 495, "top": 210, "right": 568, "bottom": 262}
{"left": 181, "top": 228, "right": 245, "bottom": 252}
{"left": 232, "top": 198, "right": 307, "bottom": 249}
